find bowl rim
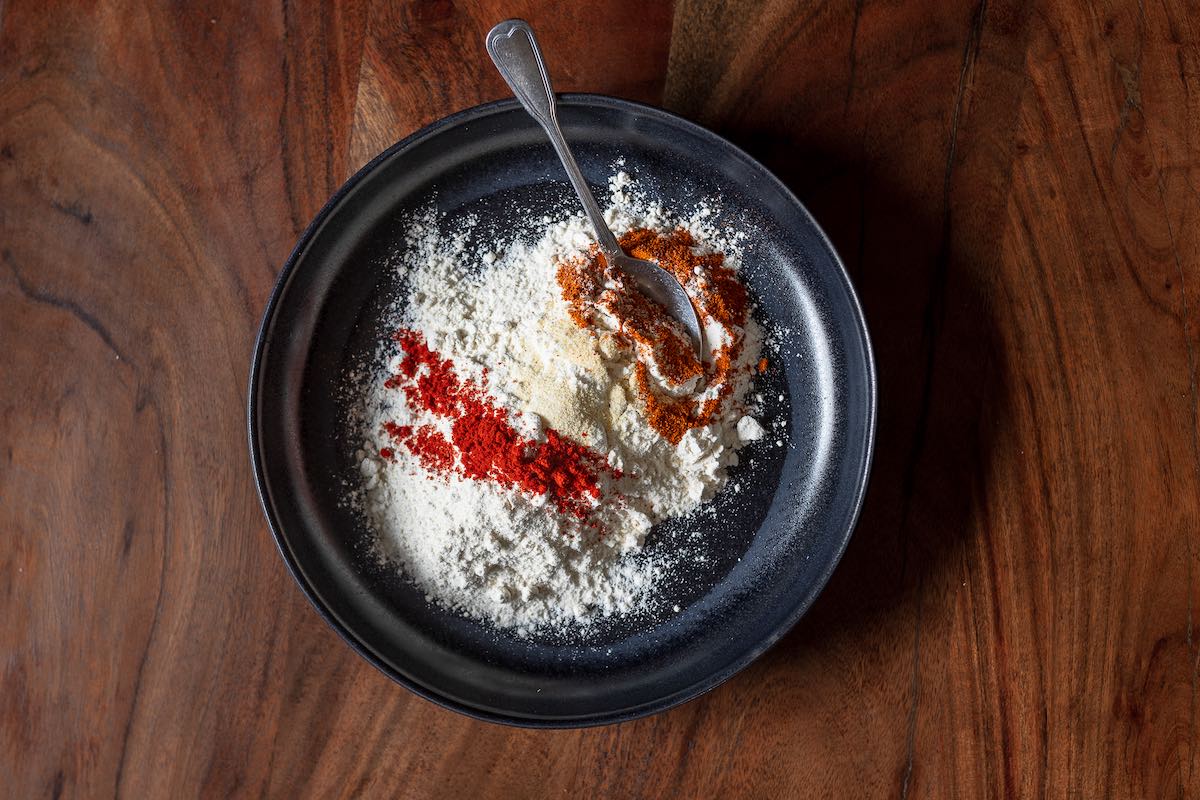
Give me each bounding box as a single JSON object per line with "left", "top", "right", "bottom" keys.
{"left": 247, "top": 93, "right": 877, "bottom": 727}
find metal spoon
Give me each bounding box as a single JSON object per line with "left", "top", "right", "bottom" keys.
{"left": 485, "top": 19, "right": 704, "bottom": 357}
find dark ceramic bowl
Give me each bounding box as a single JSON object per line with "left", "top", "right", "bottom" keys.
{"left": 248, "top": 95, "right": 875, "bottom": 727}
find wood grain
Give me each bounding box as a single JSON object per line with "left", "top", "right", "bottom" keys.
{"left": 2, "top": 0, "right": 1198, "bottom": 797}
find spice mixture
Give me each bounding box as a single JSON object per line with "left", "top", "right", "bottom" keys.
{"left": 347, "top": 172, "right": 775, "bottom": 634}
{"left": 556, "top": 226, "right": 751, "bottom": 446}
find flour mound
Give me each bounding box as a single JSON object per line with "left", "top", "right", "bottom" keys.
{"left": 349, "top": 172, "right": 769, "bottom": 634}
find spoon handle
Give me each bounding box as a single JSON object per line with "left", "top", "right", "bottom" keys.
{"left": 486, "top": 19, "right": 624, "bottom": 263}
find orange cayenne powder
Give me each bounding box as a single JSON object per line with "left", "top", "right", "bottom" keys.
{"left": 556, "top": 228, "right": 751, "bottom": 444}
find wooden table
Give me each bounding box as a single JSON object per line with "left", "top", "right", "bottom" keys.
{"left": 3, "top": 1, "right": 1198, "bottom": 796}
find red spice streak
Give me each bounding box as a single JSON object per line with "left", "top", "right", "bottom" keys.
{"left": 383, "top": 422, "right": 455, "bottom": 473}
{"left": 382, "top": 329, "right": 619, "bottom": 518}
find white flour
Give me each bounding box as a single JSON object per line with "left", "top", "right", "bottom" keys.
{"left": 348, "top": 172, "right": 771, "bottom": 634}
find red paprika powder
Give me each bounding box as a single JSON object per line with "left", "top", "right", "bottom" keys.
{"left": 380, "top": 329, "right": 620, "bottom": 518}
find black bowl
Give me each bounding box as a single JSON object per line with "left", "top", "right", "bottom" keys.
{"left": 248, "top": 95, "right": 876, "bottom": 726}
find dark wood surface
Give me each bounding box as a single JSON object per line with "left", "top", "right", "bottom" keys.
{"left": 3, "top": 1, "right": 1198, "bottom": 797}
